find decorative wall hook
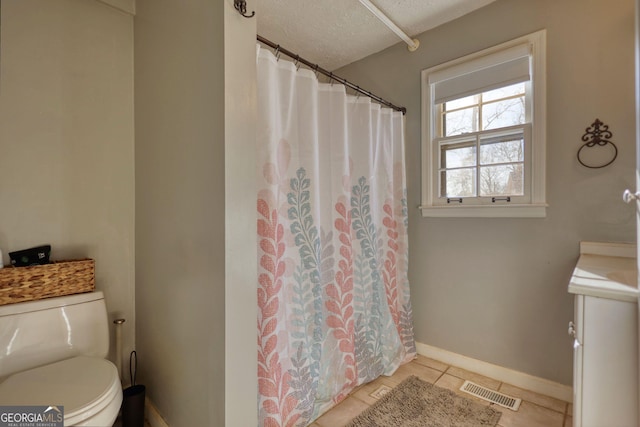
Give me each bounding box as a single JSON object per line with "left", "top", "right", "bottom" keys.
{"left": 234, "top": 0, "right": 255, "bottom": 18}
{"left": 577, "top": 118, "right": 617, "bottom": 168}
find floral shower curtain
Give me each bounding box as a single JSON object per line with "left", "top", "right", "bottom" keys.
{"left": 256, "top": 46, "right": 416, "bottom": 427}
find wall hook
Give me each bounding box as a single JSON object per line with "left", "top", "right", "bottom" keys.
{"left": 234, "top": 0, "right": 255, "bottom": 18}
{"left": 577, "top": 118, "right": 617, "bottom": 168}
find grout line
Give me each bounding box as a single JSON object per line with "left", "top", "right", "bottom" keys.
{"left": 417, "top": 342, "right": 572, "bottom": 402}
{"left": 433, "top": 370, "right": 446, "bottom": 384}
{"left": 524, "top": 399, "right": 566, "bottom": 416}
{"left": 351, "top": 395, "right": 370, "bottom": 406}
{"left": 563, "top": 402, "right": 571, "bottom": 427}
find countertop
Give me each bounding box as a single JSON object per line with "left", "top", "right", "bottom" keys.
{"left": 568, "top": 241, "right": 638, "bottom": 302}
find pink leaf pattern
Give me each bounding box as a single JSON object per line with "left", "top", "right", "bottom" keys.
{"left": 326, "top": 197, "right": 357, "bottom": 402}
{"left": 258, "top": 197, "right": 300, "bottom": 427}
{"left": 382, "top": 201, "right": 401, "bottom": 334}
{"left": 256, "top": 47, "right": 414, "bottom": 426}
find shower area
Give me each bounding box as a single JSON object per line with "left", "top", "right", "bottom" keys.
{"left": 255, "top": 32, "right": 417, "bottom": 426}
{"left": 131, "top": 0, "right": 627, "bottom": 424}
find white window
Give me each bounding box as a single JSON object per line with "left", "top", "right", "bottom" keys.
{"left": 421, "top": 30, "right": 547, "bottom": 218}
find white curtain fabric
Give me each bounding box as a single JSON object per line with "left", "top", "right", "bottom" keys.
{"left": 256, "top": 46, "right": 415, "bottom": 427}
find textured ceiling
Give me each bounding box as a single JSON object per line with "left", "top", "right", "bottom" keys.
{"left": 257, "top": 0, "right": 497, "bottom": 71}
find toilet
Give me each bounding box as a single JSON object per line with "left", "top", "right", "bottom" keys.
{"left": 0, "top": 291, "right": 123, "bottom": 426}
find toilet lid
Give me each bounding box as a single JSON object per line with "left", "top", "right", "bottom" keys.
{"left": 0, "top": 356, "right": 121, "bottom": 421}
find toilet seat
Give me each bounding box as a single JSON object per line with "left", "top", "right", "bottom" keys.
{"left": 0, "top": 356, "right": 122, "bottom": 426}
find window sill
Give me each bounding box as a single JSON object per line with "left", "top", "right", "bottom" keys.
{"left": 419, "top": 204, "right": 547, "bottom": 218}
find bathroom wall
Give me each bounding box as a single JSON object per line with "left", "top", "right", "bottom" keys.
{"left": 224, "top": 1, "right": 259, "bottom": 426}
{"left": 338, "top": 0, "right": 636, "bottom": 385}
{"left": 96, "top": 0, "right": 135, "bottom": 15}
{"left": 134, "top": 0, "right": 227, "bottom": 425}
{"left": 0, "top": 0, "right": 257, "bottom": 424}
{"left": 0, "top": 0, "right": 136, "bottom": 368}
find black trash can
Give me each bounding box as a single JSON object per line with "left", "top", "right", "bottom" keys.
{"left": 122, "top": 384, "right": 145, "bottom": 427}
{"left": 121, "top": 351, "right": 145, "bottom": 427}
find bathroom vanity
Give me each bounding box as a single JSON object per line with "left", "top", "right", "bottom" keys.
{"left": 568, "top": 242, "right": 638, "bottom": 427}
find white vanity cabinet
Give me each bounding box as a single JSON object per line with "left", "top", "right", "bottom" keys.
{"left": 568, "top": 242, "right": 638, "bottom": 427}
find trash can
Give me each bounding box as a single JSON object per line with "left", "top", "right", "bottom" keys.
{"left": 121, "top": 351, "right": 145, "bottom": 427}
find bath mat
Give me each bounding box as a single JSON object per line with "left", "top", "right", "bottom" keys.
{"left": 345, "top": 375, "right": 502, "bottom": 427}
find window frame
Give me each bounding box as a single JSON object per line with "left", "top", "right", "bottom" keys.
{"left": 435, "top": 124, "right": 531, "bottom": 205}
{"left": 420, "top": 30, "right": 547, "bottom": 218}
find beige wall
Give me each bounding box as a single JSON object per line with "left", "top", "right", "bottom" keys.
{"left": 224, "top": 1, "right": 259, "bottom": 426}
{"left": 134, "top": 0, "right": 226, "bottom": 425}
{"left": 338, "top": 0, "right": 636, "bottom": 385}
{"left": 1, "top": 0, "right": 257, "bottom": 424}
{"left": 0, "top": 0, "right": 135, "bottom": 368}
{"left": 96, "top": 0, "right": 135, "bottom": 15}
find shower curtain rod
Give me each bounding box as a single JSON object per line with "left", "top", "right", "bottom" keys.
{"left": 358, "top": 0, "right": 419, "bottom": 52}
{"left": 257, "top": 34, "right": 406, "bottom": 115}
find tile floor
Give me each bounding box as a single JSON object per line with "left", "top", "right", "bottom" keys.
{"left": 310, "top": 355, "right": 572, "bottom": 427}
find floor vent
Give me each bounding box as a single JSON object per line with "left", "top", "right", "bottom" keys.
{"left": 369, "top": 384, "right": 392, "bottom": 400}
{"left": 459, "top": 381, "right": 522, "bottom": 411}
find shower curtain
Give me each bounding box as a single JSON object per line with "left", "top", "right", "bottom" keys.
{"left": 256, "top": 46, "right": 416, "bottom": 427}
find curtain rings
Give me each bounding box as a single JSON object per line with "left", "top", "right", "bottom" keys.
{"left": 274, "top": 45, "right": 281, "bottom": 61}
{"left": 294, "top": 55, "right": 301, "bottom": 71}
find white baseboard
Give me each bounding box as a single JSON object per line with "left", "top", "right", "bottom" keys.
{"left": 416, "top": 342, "right": 573, "bottom": 403}
{"left": 145, "top": 397, "right": 170, "bottom": 427}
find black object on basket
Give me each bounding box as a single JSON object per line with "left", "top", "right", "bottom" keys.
{"left": 9, "top": 245, "right": 51, "bottom": 266}
{"left": 122, "top": 351, "right": 146, "bottom": 427}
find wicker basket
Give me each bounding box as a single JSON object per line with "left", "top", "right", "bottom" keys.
{"left": 0, "top": 259, "right": 95, "bottom": 305}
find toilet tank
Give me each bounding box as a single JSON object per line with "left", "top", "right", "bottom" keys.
{"left": 0, "top": 291, "right": 109, "bottom": 378}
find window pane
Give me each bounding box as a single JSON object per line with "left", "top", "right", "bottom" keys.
{"left": 480, "top": 134, "right": 524, "bottom": 165}
{"left": 482, "top": 97, "right": 525, "bottom": 130}
{"left": 441, "top": 142, "right": 476, "bottom": 169}
{"left": 479, "top": 164, "right": 524, "bottom": 196}
{"left": 443, "top": 107, "right": 478, "bottom": 136}
{"left": 483, "top": 82, "right": 526, "bottom": 102}
{"left": 444, "top": 94, "right": 478, "bottom": 111}
{"left": 440, "top": 168, "right": 477, "bottom": 198}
